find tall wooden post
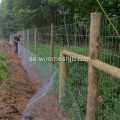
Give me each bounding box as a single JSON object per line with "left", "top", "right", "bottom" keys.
{"left": 35, "top": 28, "right": 37, "bottom": 56}
{"left": 87, "top": 13, "right": 101, "bottom": 120}
{"left": 59, "top": 50, "right": 66, "bottom": 103}
{"left": 27, "top": 29, "right": 29, "bottom": 50}
{"left": 38, "top": 29, "right": 41, "bottom": 43}
{"left": 12, "top": 38, "right": 15, "bottom": 57}
{"left": 23, "top": 31, "right": 25, "bottom": 47}
{"left": 50, "top": 23, "right": 54, "bottom": 78}
{"left": 51, "top": 23, "right": 54, "bottom": 66}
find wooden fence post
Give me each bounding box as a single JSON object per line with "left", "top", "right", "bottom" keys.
{"left": 38, "top": 29, "right": 41, "bottom": 43}
{"left": 35, "top": 28, "right": 37, "bottom": 56}
{"left": 51, "top": 23, "right": 54, "bottom": 65}
{"left": 87, "top": 13, "right": 101, "bottom": 120}
{"left": 12, "top": 37, "right": 15, "bottom": 57}
{"left": 27, "top": 29, "right": 29, "bottom": 50}
{"left": 59, "top": 50, "right": 66, "bottom": 104}
{"left": 18, "top": 32, "right": 22, "bottom": 45}
{"left": 23, "top": 31, "right": 25, "bottom": 46}
{"left": 50, "top": 23, "right": 54, "bottom": 78}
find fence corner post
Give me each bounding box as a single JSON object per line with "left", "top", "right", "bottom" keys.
{"left": 59, "top": 50, "right": 66, "bottom": 104}
{"left": 87, "top": 13, "right": 101, "bottom": 120}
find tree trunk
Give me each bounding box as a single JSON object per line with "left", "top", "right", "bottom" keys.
{"left": 119, "top": 43, "right": 120, "bottom": 53}
{"left": 74, "top": 10, "right": 77, "bottom": 46}
{"left": 64, "top": 10, "right": 69, "bottom": 46}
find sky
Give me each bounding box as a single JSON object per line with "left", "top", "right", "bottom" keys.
{"left": 0, "top": 0, "right": 2, "bottom": 3}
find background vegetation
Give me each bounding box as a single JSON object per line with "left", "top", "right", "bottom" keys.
{"left": 0, "top": 0, "right": 120, "bottom": 39}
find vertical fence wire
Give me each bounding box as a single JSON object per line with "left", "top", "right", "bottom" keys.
{"left": 10, "top": 16, "right": 120, "bottom": 120}
{"left": 100, "top": 16, "right": 120, "bottom": 68}
{"left": 64, "top": 60, "right": 88, "bottom": 119}
{"left": 98, "top": 16, "right": 120, "bottom": 120}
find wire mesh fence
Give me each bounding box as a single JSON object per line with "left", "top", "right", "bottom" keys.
{"left": 97, "top": 16, "right": 120, "bottom": 120}
{"left": 98, "top": 71, "right": 120, "bottom": 120}
{"left": 9, "top": 13, "right": 120, "bottom": 120}
{"left": 63, "top": 60, "right": 88, "bottom": 119}
{"left": 100, "top": 16, "right": 120, "bottom": 68}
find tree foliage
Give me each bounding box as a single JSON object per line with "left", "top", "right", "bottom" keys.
{"left": 0, "top": 0, "right": 119, "bottom": 39}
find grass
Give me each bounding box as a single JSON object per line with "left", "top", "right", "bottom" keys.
{"left": 23, "top": 41, "right": 120, "bottom": 120}
{"left": 0, "top": 53, "right": 11, "bottom": 83}
{"left": 27, "top": 40, "right": 120, "bottom": 67}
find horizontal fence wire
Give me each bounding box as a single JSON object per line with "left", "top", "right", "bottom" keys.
{"left": 13, "top": 22, "right": 90, "bottom": 120}
{"left": 10, "top": 16, "right": 120, "bottom": 120}
{"left": 64, "top": 59, "right": 88, "bottom": 120}
{"left": 98, "top": 16, "right": 120, "bottom": 120}
{"left": 100, "top": 16, "right": 120, "bottom": 68}
{"left": 52, "top": 22, "right": 90, "bottom": 67}
{"left": 98, "top": 71, "right": 120, "bottom": 120}
{"left": 19, "top": 22, "right": 90, "bottom": 66}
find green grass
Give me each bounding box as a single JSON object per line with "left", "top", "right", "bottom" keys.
{"left": 0, "top": 53, "right": 11, "bottom": 82}
{"left": 27, "top": 41, "right": 120, "bottom": 68}
{"left": 23, "top": 41, "right": 120, "bottom": 120}
{"left": 33, "top": 43, "right": 120, "bottom": 119}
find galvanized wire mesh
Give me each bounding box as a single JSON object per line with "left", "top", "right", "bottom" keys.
{"left": 9, "top": 16, "right": 120, "bottom": 120}
{"left": 100, "top": 16, "right": 120, "bottom": 68}
{"left": 62, "top": 60, "right": 88, "bottom": 120}
{"left": 9, "top": 22, "right": 90, "bottom": 120}
{"left": 98, "top": 71, "right": 120, "bottom": 120}
{"left": 98, "top": 16, "right": 120, "bottom": 120}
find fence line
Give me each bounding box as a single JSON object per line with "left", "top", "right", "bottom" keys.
{"left": 10, "top": 12, "right": 120, "bottom": 120}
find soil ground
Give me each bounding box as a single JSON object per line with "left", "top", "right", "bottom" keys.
{"left": 0, "top": 41, "right": 70, "bottom": 120}
{"left": 0, "top": 41, "right": 37, "bottom": 120}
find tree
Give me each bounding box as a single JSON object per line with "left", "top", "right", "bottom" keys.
{"left": 0, "top": 0, "right": 120, "bottom": 39}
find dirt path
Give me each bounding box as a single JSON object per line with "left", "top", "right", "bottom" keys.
{"left": 0, "top": 41, "right": 71, "bottom": 120}
{"left": 0, "top": 41, "right": 37, "bottom": 120}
